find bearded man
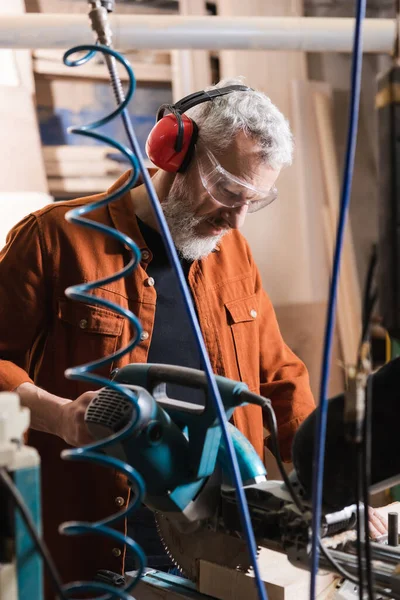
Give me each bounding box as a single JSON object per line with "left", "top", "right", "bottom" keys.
{"left": 0, "top": 79, "right": 316, "bottom": 594}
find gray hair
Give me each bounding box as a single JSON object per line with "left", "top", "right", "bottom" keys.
{"left": 186, "top": 77, "right": 294, "bottom": 170}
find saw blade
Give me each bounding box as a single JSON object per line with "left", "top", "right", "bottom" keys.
{"left": 155, "top": 512, "right": 256, "bottom": 581}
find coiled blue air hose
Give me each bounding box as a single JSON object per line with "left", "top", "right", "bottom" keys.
{"left": 58, "top": 43, "right": 268, "bottom": 600}
{"left": 310, "top": 2, "right": 366, "bottom": 598}
{"left": 57, "top": 45, "right": 147, "bottom": 600}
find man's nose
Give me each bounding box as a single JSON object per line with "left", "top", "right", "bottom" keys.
{"left": 221, "top": 204, "right": 249, "bottom": 229}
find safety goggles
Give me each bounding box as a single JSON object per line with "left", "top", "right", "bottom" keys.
{"left": 196, "top": 147, "right": 278, "bottom": 214}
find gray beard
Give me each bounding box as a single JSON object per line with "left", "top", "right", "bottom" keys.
{"left": 162, "top": 180, "right": 228, "bottom": 261}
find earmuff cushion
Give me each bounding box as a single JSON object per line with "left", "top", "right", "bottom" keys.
{"left": 145, "top": 113, "right": 196, "bottom": 173}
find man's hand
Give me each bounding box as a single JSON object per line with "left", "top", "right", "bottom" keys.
{"left": 368, "top": 506, "right": 388, "bottom": 540}
{"left": 16, "top": 382, "right": 97, "bottom": 447}
{"left": 58, "top": 391, "right": 97, "bottom": 447}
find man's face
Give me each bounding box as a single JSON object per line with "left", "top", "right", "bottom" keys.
{"left": 162, "top": 131, "right": 281, "bottom": 261}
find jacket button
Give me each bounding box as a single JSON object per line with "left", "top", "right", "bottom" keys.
{"left": 145, "top": 277, "right": 155, "bottom": 287}
{"left": 140, "top": 331, "right": 149, "bottom": 341}
{"left": 79, "top": 319, "right": 88, "bottom": 329}
{"left": 141, "top": 250, "right": 150, "bottom": 261}
{"left": 250, "top": 309, "right": 257, "bottom": 319}
{"left": 112, "top": 547, "right": 122, "bottom": 557}
{"left": 115, "top": 496, "right": 125, "bottom": 507}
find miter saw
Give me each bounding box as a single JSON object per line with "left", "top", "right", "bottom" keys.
{"left": 84, "top": 363, "right": 363, "bottom": 582}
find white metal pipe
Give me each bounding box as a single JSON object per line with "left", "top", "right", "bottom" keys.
{"left": 0, "top": 14, "right": 395, "bottom": 53}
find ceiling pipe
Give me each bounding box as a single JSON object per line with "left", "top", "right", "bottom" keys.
{"left": 0, "top": 14, "right": 395, "bottom": 53}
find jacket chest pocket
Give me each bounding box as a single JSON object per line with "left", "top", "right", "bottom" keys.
{"left": 56, "top": 298, "right": 124, "bottom": 376}
{"left": 224, "top": 294, "right": 260, "bottom": 391}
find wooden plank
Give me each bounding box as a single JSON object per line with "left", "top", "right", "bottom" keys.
{"left": 0, "top": 0, "right": 34, "bottom": 92}
{"left": 218, "top": 0, "right": 313, "bottom": 309}
{"left": 47, "top": 176, "right": 118, "bottom": 195}
{"left": 0, "top": 86, "right": 48, "bottom": 193}
{"left": 171, "top": 0, "right": 212, "bottom": 102}
{"left": 33, "top": 57, "right": 172, "bottom": 84}
{"left": 314, "top": 85, "right": 362, "bottom": 367}
{"left": 43, "top": 145, "right": 119, "bottom": 162}
{"left": 44, "top": 160, "right": 124, "bottom": 178}
{"left": 25, "top": 0, "right": 177, "bottom": 14}
{"left": 0, "top": 192, "right": 53, "bottom": 248}
{"left": 275, "top": 300, "right": 344, "bottom": 401}
{"left": 199, "top": 548, "right": 338, "bottom": 600}
{"left": 34, "top": 49, "right": 171, "bottom": 66}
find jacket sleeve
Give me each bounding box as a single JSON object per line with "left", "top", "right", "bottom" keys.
{"left": 253, "top": 260, "right": 316, "bottom": 462}
{"left": 0, "top": 214, "right": 48, "bottom": 391}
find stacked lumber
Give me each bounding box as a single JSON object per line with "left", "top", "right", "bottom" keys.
{"left": 24, "top": 0, "right": 177, "bottom": 15}
{"left": 33, "top": 49, "right": 172, "bottom": 85}
{"left": 28, "top": 0, "right": 174, "bottom": 198}
{"left": 43, "top": 145, "right": 153, "bottom": 196}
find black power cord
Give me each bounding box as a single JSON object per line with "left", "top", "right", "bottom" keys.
{"left": 247, "top": 392, "right": 304, "bottom": 513}
{"left": 355, "top": 449, "right": 365, "bottom": 600}
{"left": 362, "top": 374, "right": 375, "bottom": 600}
{"left": 247, "top": 392, "right": 380, "bottom": 590}
{"left": 356, "top": 243, "right": 377, "bottom": 600}
{"left": 318, "top": 541, "right": 359, "bottom": 585}
{"left": 0, "top": 467, "right": 67, "bottom": 600}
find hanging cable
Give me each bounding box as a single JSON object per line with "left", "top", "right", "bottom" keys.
{"left": 309, "top": 1, "right": 366, "bottom": 598}
{"left": 361, "top": 373, "right": 375, "bottom": 600}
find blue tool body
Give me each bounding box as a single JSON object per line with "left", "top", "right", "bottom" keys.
{"left": 86, "top": 363, "right": 267, "bottom": 514}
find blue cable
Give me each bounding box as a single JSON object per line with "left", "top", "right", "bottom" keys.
{"left": 60, "top": 43, "right": 267, "bottom": 600}
{"left": 309, "top": 2, "right": 366, "bottom": 598}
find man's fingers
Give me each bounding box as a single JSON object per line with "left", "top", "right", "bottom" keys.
{"left": 368, "top": 507, "right": 388, "bottom": 538}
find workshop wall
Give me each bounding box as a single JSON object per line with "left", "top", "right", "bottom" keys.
{"left": 0, "top": 0, "right": 51, "bottom": 247}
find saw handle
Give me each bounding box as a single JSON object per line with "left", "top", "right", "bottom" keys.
{"left": 147, "top": 364, "right": 210, "bottom": 392}
{"left": 112, "top": 363, "right": 249, "bottom": 415}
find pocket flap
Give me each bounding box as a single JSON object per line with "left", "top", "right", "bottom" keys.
{"left": 58, "top": 298, "right": 124, "bottom": 336}
{"left": 225, "top": 294, "right": 258, "bottom": 324}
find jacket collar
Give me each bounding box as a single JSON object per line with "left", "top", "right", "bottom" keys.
{"left": 107, "top": 168, "right": 158, "bottom": 251}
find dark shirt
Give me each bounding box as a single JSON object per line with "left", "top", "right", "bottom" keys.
{"left": 125, "top": 217, "right": 204, "bottom": 571}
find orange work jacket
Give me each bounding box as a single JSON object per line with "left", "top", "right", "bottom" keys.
{"left": 0, "top": 172, "right": 315, "bottom": 594}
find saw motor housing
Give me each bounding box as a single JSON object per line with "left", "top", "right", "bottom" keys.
{"left": 84, "top": 363, "right": 267, "bottom": 521}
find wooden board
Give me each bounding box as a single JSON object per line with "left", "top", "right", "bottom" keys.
{"left": 0, "top": 1, "right": 34, "bottom": 92}
{"left": 0, "top": 192, "right": 52, "bottom": 248}
{"left": 25, "top": 0, "right": 177, "bottom": 15}
{"left": 274, "top": 300, "right": 344, "bottom": 401}
{"left": 0, "top": 1, "right": 48, "bottom": 199}
{"left": 313, "top": 85, "right": 362, "bottom": 368}
{"left": 218, "top": 0, "right": 312, "bottom": 308}
{"left": 199, "top": 547, "right": 338, "bottom": 600}
{"left": 0, "top": 86, "right": 48, "bottom": 193}
{"left": 43, "top": 145, "right": 153, "bottom": 196}
{"left": 171, "top": 0, "right": 212, "bottom": 101}
{"left": 33, "top": 53, "right": 172, "bottom": 84}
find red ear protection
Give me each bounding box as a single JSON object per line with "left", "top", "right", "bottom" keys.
{"left": 145, "top": 84, "right": 252, "bottom": 173}
{"left": 145, "top": 113, "right": 198, "bottom": 173}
